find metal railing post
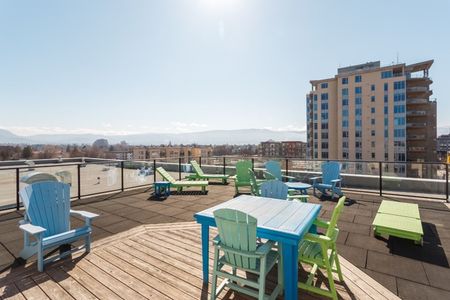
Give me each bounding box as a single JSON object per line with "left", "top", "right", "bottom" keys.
{"left": 121, "top": 161, "right": 124, "bottom": 192}
{"left": 251, "top": 158, "right": 254, "bottom": 171}
{"left": 223, "top": 157, "right": 226, "bottom": 175}
{"left": 446, "top": 163, "right": 449, "bottom": 202}
{"left": 178, "top": 157, "right": 182, "bottom": 180}
{"left": 77, "top": 164, "right": 81, "bottom": 199}
{"left": 379, "top": 161, "right": 383, "bottom": 197}
{"left": 285, "top": 159, "right": 289, "bottom": 182}
{"left": 153, "top": 160, "right": 157, "bottom": 182}
{"left": 16, "top": 168, "right": 20, "bottom": 210}
{"left": 199, "top": 156, "right": 202, "bottom": 167}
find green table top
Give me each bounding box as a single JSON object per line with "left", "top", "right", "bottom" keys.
{"left": 373, "top": 213, "right": 423, "bottom": 235}
{"left": 378, "top": 200, "right": 420, "bottom": 219}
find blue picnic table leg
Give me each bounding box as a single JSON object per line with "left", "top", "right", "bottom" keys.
{"left": 282, "top": 241, "right": 299, "bottom": 300}
{"left": 201, "top": 223, "right": 210, "bottom": 283}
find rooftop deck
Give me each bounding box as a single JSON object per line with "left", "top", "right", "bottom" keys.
{"left": 1, "top": 184, "right": 450, "bottom": 299}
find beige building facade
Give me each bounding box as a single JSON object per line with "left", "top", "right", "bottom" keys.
{"left": 306, "top": 60, "right": 436, "bottom": 175}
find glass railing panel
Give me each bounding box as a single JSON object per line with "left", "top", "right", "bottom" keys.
{"left": 155, "top": 158, "right": 180, "bottom": 181}
{"left": 123, "top": 160, "right": 154, "bottom": 189}
{"left": 198, "top": 156, "right": 224, "bottom": 176}
{"left": 80, "top": 161, "right": 121, "bottom": 196}
{"left": 382, "top": 162, "right": 446, "bottom": 199}
{"left": 0, "top": 169, "right": 17, "bottom": 209}
{"left": 339, "top": 161, "right": 380, "bottom": 193}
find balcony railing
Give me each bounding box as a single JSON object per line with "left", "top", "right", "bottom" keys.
{"left": 0, "top": 156, "right": 448, "bottom": 210}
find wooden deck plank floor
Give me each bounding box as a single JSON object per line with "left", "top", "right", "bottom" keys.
{"left": 1, "top": 222, "right": 398, "bottom": 300}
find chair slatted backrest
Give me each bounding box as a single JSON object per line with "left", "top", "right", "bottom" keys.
{"left": 265, "top": 161, "right": 283, "bottom": 181}
{"left": 20, "top": 181, "right": 71, "bottom": 238}
{"left": 190, "top": 160, "right": 205, "bottom": 176}
{"left": 156, "top": 167, "right": 176, "bottom": 183}
{"left": 260, "top": 180, "right": 288, "bottom": 200}
{"left": 214, "top": 208, "right": 257, "bottom": 270}
{"left": 322, "top": 162, "right": 341, "bottom": 185}
{"left": 326, "top": 196, "right": 346, "bottom": 238}
{"left": 248, "top": 168, "right": 260, "bottom": 196}
{"left": 235, "top": 160, "right": 252, "bottom": 183}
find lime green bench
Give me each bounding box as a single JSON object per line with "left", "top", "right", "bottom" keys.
{"left": 372, "top": 200, "right": 423, "bottom": 246}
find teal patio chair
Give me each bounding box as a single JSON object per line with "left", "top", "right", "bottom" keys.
{"left": 264, "top": 160, "right": 296, "bottom": 182}
{"left": 19, "top": 181, "right": 98, "bottom": 272}
{"left": 211, "top": 208, "right": 282, "bottom": 300}
{"left": 298, "top": 196, "right": 346, "bottom": 300}
{"left": 311, "top": 162, "right": 343, "bottom": 198}
{"left": 259, "top": 180, "right": 309, "bottom": 202}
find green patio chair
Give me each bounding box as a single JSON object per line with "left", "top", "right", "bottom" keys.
{"left": 232, "top": 160, "right": 265, "bottom": 195}
{"left": 298, "top": 196, "right": 346, "bottom": 300}
{"left": 156, "top": 167, "right": 208, "bottom": 194}
{"left": 211, "top": 208, "right": 282, "bottom": 300}
{"left": 186, "top": 160, "right": 230, "bottom": 184}
{"left": 248, "top": 168, "right": 262, "bottom": 196}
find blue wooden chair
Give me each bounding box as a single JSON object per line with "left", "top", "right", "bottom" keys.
{"left": 311, "top": 162, "right": 343, "bottom": 199}
{"left": 211, "top": 208, "right": 282, "bottom": 300}
{"left": 264, "top": 160, "right": 296, "bottom": 182}
{"left": 19, "top": 181, "right": 98, "bottom": 272}
{"left": 260, "top": 180, "right": 309, "bottom": 202}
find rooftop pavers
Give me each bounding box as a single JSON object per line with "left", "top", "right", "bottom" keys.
{"left": 0, "top": 184, "right": 450, "bottom": 299}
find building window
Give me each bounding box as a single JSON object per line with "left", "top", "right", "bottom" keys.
{"left": 381, "top": 70, "right": 393, "bottom": 78}
{"left": 371, "top": 96, "right": 375, "bottom": 102}
{"left": 321, "top": 83, "right": 328, "bottom": 89}
{"left": 314, "top": 113, "right": 318, "bottom": 121}
{"left": 321, "top": 93, "right": 329, "bottom": 100}
{"left": 384, "top": 118, "right": 388, "bottom": 126}
{"left": 356, "top": 152, "right": 362, "bottom": 160}
{"left": 385, "top": 153, "right": 389, "bottom": 160}
{"left": 321, "top": 103, "right": 328, "bottom": 110}
{"left": 342, "top": 78, "right": 348, "bottom": 84}
{"left": 355, "top": 108, "right": 362, "bottom": 116}
{"left": 322, "top": 152, "right": 329, "bottom": 159}
{"left": 343, "top": 131, "right": 349, "bottom": 138}
{"left": 314, "top": 123, "right": 318, "bottom": 129}
{"left": 342, "top": 120, "right": 349, "bottom": 127}
{"left": 343, "top": 152, "right": 349, "bottom": 159}
{"left": 371, "top": 119, "right": 375, "bottom": 125}
{"left": 371, "top": 107, "right": 375, "bottom": 113}
{"left": 321, "top": 132, "right": 328, "bottom": 139}
{"left": 355, "top": 86, "right": 362, "bottom": 94}
{"left": 371, "top": 141, "right": 375, "bottom": 147}
{"left": 371, "top": 153, "right": 376, "bottom": 159}
{"left": 321, "top": 123, "right": 328, "bottom": 129}
{"left": 342, "top": 88, "right": 348, "bottom": 96}
{"left": 384, "top": 129, "right": 388, "bottom": 138}
{"left": 394, "top": 129, "right": 406, "bottom": 138}
{"left": 355, "top": 97, "right": 362, "bottom": 105}
{"left": 343, "top": 109, "right": 349, "bottom": 117}
{"left": 384, "top": 95, "right": 388, "bottom": 103}
{"left": 342, "top": 98, "right": 348, "bottom": 106}
{"left": 394, "top": 105, "right": 405, "bottom": 114}
{"left": 384, "top": 83, "right": 389, "bottom": 91}
{"left": 313, "top": 103, "right": 318, "bottom": 111}
{"left": 314, "top": 94, "right": 318, "bottom": 101}
{"left": 394, "top": 93, "right": 405, "bottom": 102}
{"left": 321, "top": 112, "right": 328, "bottom": 120}
{"left": 355, "top": 119, "right": 362, "bottom": 127}
{"left": 314, "top": 132, "right": 318, "bottom": 139}
{"left": 343, "top": 141, "right": 349, "bottom": 148}
{"left": 371, "top": 130, "right": 376, "bottom": 136}
{"left": 394, "top": 81, "right": 406, "bottom": 90}
{"left": 355, "top": 141, "right": 362, "bottom": 148}
{"left": 321, "top": 142, "right": 328, "bottom": 149}
{"left": 394, "top": 117, "right": 406, "bottom": 126}
{"left": 355, "top": 75, "right": 362, "bottom": 83}
{"left": 371, "top": 84, "right": 375, "bottom": 91}
{"left": 384, "top": 106, "right": 388, "bottom": 114}
{"left": 355, "top": 131, "right": 362, "bottom": 138}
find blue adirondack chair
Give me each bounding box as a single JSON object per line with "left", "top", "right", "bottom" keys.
{"left": 260, "top": 180, "right": 309, "bottom": 202}
{"left": 311, "top": 162, "right": 343, "bottom": 198}
{"left": 264, "top": 160, "right": 296, "bottom": 182}
{"left": 19, "top": 181, "right": 98, "bottom": 272}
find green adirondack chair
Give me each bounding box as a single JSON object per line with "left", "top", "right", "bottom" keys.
{"left": 248, "top": 168, "right": 262, "bottom": 196}
{"left": 298, "top": 196, "right": 346, "bottom": 300}
{"left": 211, "top": 208, "right": 282, "bottom": 300}
{"left": 156, "top": 167, "right": 208, "bottom": 194}
{"left": 186, "top": 160, "right": 230, "bottom": 184}
{"left": 232, "top": 160, "right": 265, "bottom": 195}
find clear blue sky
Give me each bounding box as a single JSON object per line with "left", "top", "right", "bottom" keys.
{"left": 0, "top": 0, "right": 449, "bottom": 136}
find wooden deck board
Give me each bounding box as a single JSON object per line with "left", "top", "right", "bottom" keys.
{"left": 1, "top": 222, "right": 399, "bottom": 300}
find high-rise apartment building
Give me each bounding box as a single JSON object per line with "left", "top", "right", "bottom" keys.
{"left": 306, "top": 60, "right": 436, "bottom": 174}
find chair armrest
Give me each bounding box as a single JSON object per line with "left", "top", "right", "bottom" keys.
{"left": 287, "top": 195, "right": 309, "bottom": 201}
{"left": 213, "top": 235, "right": 221, "bottom": 245}
{"left": 330, "top": 179, "right": 341, "bottom": 183}
{"left": 263, "top": 171, "right": 276, "bottom": 180}
{"left": 303, "top": 232, "right": 331, "bottom": 244}
{"left": 310, "top": 176, "right": 321, "bottom": 181}
{"left": 255, "top": 240, "right": 276, "bottom": 256}
{"left": 282, "top": 175, "right": 297, "bottom": 181}
{"left": 70, "top": 210, "right": 99, "bottom": 220}
{"left": 313, "top": 218, "right": 330, "bottom": 229}
{"left": 19, "top": 223, "right": 46, "bottom": 236}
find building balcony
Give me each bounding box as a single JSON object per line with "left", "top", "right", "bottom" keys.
{"left": 408, "top": 134, "right": 426, "bottom": 140}
{"left": 406, "top": 110, "right": 427, "bottom": 117}
{"left": 407, "top": 86, "right": 430, "bottom": 93}
{"left": 407, "top": 98, "right": 429, "bottom": 104}
{"left": 0, "top": 157, "right": 449, "bottom": 300}
{"left": 407, "top": 122, "right": 427, "bottom": 128}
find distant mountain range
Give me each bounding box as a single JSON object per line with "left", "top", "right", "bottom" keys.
{"left": 0, "top": 128, "right": 306, "bottom": 145}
